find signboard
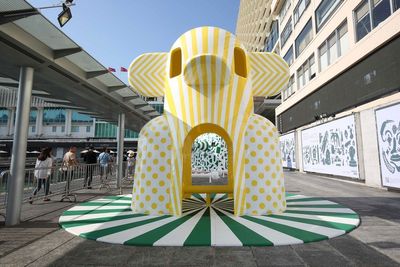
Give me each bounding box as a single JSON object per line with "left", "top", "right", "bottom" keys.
{"left": 375, "top": 103, "right": 400, "bottom": 188}
{"left": 301, "top": 115, "right": 359, "bottom": 178}
{"left": 279, "top": 132, "right": 296, "bottom": 169}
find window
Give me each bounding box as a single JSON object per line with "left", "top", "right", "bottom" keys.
{"left": 280, "top": 18, "right": 292, "bottom": 47}
{"left": 395, "top": 0, "right": 400, "bottom": 11}
{"left": 52, "top": 126, "right": 57, "bottom": 132}
{"left": 86, "top": 126, "right": 91, "bottom": 133}
{"left": 279, "top": 0, "right": 291, "bottom": 22}
{"left": 315, "top": 0, "right": 343, "bottom": 31}
{"left": 94, "top": 122, "right": 139, "bottom": 138}
{"left": 297, "top": 54, "right": 315, "bottom": 90}
{"left": 43, "top": 108, "right": 65, "bottom": 123}
{"left": 294, "top": 0, "right": 310, "bottom": 25}
{"left": 61, "top": 126, "right": 65, "bottom": 132}
{"left": 295, "top": 19, "right": 313, "bottom": 57}
{"left": 373, "top": 0, "right": 391, "bottom": 27}
{"left": 71, "top": 126, "right": 79, "bottom": 133}
{"left": 31, "top": 126, "right": 36, "bottom": 133}
{"left": 318, "top": 21, "right": 348, "bottom": 71}
{"left": 283, "top": 75, "right": 295, "bottom": 100}
{"left": 29, "top": 110, "right": 37, "bottom": 124}
{"left": 0, "top": 109, "right": 8, "bottom": 124}
{"left": 71, "top": 112, "right": 92, "bottom": 123}
{"left": 283, "top": 46, "right": 294, "bottom": 66}
{"left": 265, "top": 20, "right": 279, "bottom": 52}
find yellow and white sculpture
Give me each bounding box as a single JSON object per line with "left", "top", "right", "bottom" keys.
{"left": 129, "top": 27, "right": 289, "bottom": 216}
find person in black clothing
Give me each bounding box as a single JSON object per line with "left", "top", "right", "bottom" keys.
{"left": 83, "top": 146, "right": 97, "bottom": 189}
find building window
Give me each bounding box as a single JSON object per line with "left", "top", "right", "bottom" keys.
{"left": 395, "top": 0, "right": 400, "bottom": 11}
{"left": 295, "top": 19, "right": 313, "bottom": 57}
{"left": 0, "top": 109, "right": 8, "bottom": 124}
{"left": 29, "top": 110, "right": 37, "bottom": 124}
{"left": 71, "top": 111, "right": 92, "bottom": 123}
{"left": 43, "top": 108, "right": 66, "bottom": 123}
{"left": 283, "top": 46, "right": 294, "bottom": 66}
{"left": 280, "top": 18, "right": 292, "bottom": 47}
{"left": 318, "top": 21, "right": 348, "bottom": 71}
{"left": 283, "top": 75, "right": 295, "bottom": 100}
{"left": 71, "top": 126, "right": 79, "bottom": 133}
{"left": 52, "top": 126, "right": 57, "bottom": 132}
{"left": 61, "top": 126, "right": 65, "bottom": 132}
{"left": 86, "top": 126, "right": 91, "bottom": 133}
{"left": 265, "top": 20, "right": 279, "bottom": 52}
{"left": 31, "top": 126, "right": 36, "bottom": 133}
{"left": 279, "top": 0, "right": 291, "bottom": 22}
{"left": 294, "top": 0, "right": 310, "bottom": 25}
{"left": 315, "top": 0, "right": 343, "bottom": 31}
{"left": 297, "top": 54, "right": 315, "bottom": 90}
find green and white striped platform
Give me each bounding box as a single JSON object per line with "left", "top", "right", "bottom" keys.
{"left": 59, "top": 194, "right": 360, "bottom": 246}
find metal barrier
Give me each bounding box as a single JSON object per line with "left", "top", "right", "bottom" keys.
{"left": 0, "top": 162, "right": 125, "bottom": 210}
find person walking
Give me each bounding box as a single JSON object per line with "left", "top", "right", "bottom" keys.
{"left": 62, "top": 146, "right": 78, "bottom": 197}
{"left": 29, "top": 147, "right": 53, "bottom": 203}
{"left": 98, "top": 147, "right": 112, "bottom": 182}
{"left": 127, "top": 152, "right": 136, "bottom": 179}
{"left": 83, "top": 146, "right": 97, "bottom": 189}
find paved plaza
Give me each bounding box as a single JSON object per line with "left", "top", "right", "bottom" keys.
{"left": 1, "top": 171, "right": 400, "bottom": 266}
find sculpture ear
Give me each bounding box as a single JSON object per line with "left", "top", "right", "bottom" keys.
{"left": 248, "top": 52, "right": 289, "bottom": 97}
{"left": 128, "top": 53, "right": 168, "bottom": 97}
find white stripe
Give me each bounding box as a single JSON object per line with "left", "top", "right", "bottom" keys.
{"left": 92, "top": 199, "right": 132, "bottom": 204}
{"left": 97, "top": 209, "right": 200, "bottom": 244}
{"left": 276, "top": 213, "right": 360, "bottom": 226}
{"left": 210, "top": 208, "right": 242, "bottom": 246}
{"left": 253, "top": 216, "right": 346, "bottom": 238}
{"left": 216, "top": 208, "right": 303, "bottom": 246}
{"left": 286, "top": 207, "right": 355, "bottom": 213}
{"left": 68, "top": 205, "right": 130, "bottom": 211}
{"left": 285, "top": 195, "right": 307, "bottom": 200}
{"left": 59, "top": 210, "right": 134, "bottom": 223}
{"left": 287, "top": 200, "right": 338, "bottom": 206}
{"left": 154, "top": 208, "right": 207, "bottom": 246}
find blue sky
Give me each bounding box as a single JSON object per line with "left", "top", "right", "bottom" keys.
{"left": 28, "top": 0, "right": 240, "bottom": 83}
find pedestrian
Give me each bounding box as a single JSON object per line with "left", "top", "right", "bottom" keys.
{"left": 62, "top": 146, "right": 78, "bottom": 191}
{"left": 29, "top": 147, "right": 53, "bottom": 203}
{"left": 127, "top": 152, "right": 136, "bottom": 179}
{"left": 83, "top": 146, "right": 97, "bottom": 189}
{"left": 98, "top": 147, "right": 112, "bottom": 182}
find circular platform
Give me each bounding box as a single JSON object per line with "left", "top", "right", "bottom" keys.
{"left": 59, "top": 193, "right": 360, "bottom": 246}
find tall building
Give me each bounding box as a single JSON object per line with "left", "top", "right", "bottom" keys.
{"left": 236, "top": 0, "right": 400, "bottom": 189}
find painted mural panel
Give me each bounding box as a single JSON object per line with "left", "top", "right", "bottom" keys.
{"left": 301, "top": 116, "right": 359, "bottom": 178}
{"left": 376, "top": 103, "right": 400, "bottom": 188}
{"left": 279, "top": 132, "right": 296, "bottom": 169}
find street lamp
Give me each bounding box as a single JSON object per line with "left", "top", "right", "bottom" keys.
{"left": 57, "top": 2, "right": 72, "bottom": 27}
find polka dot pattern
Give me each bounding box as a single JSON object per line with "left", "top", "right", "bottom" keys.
{"left": 244, "top": 114, "right": 286, "bottom": 215}
{"left": 132, "top": 116, "right": 172, "bottom": 215}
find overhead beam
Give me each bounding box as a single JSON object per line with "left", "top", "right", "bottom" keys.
{"left": 134, "top": 104, "right": 148, "bottom": 109}
{"left": 0, "top": 81, "right": 19, "bottom": 88}
{"left": 143, "top": 110, "right": 155, "bottom": 115}
{"left": 86, "top": 70, "right": 109, "bottom": 79}
{"left": 0, "top": 9, "right": 40, "bottom": 25}
{"left": 53, "top": 47, "right": 83, "bottom": 59}
{"left": 107, "top": 85, "right": 126, "bottom": 93}
{"left": 123, "top": 95, "right": 139, "bottom": 102}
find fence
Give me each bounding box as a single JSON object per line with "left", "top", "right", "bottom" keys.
{"left": 0, "top": 161, "right": 132, "bottom": 212}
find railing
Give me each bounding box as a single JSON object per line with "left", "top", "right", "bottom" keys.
{"left": 0, "top": 161, "right": 132, "bottom": 211}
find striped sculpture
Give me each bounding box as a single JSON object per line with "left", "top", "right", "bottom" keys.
{"left": 128, "top": 26, "right": 289, "bottom": 216}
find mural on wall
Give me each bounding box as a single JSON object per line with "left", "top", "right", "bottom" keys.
{"left": 191, "top": 133, "right": 228, "bottom": 180}
{"left": 301, "top": 115, "right": 359, "bottom": 178}
{"left": 279, "top": 132, "right": 296, "bottom": 169}
{"left": 376, "top": 103, "right": 400, "bottom": 188}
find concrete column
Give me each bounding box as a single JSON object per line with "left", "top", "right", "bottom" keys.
{"left": 65, "top": 109, "right": 72, "bottom": 136}
{"left": 116, "top": 113, "right": 125, "bottom": 189}
{"left": 35, "top": 107, "right": 43, "bottom": 136}
{"left": 296, "top": 129, "right": 304, "bottom": 172}
{"left": 7, "top": 108, "right": 15, "bottom": 136}
{"left": 6, "top": 67, "right": 34, "bottom": 226}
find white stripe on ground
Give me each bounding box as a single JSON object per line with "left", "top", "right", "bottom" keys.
{"left": 68, "top": 205, "right": 131, "bottom": 211}
{"left": 253, "top": 215, "right": 346, "bottom": 238}
{"left": 215, "top": 208, "right": 303, "bottom": 246}
{"left": 287, "top": 200, "right": 339, "bottom": 206}
{"left": 210, "top": 207, "right": 242, "bottom": 246}
{"left": 97, "top": 208, "right": 202, "bottom": 244}
{"left": 154, "top": 208, "right": 207, "bottom": 246}
{"left": 275, "top": 212, "right": 360, "bottom": 225}
{"left": 59, "top": 210, "right": 135, "bottom": 223}
{"left": 286, "top": 207, "right": 355, "bottom": 213}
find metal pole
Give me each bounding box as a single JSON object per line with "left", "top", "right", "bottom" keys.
{"left": 116, "top": 113, "right": 125, "bottom": 192}
{"left": 6, "top": 67, "right": 34, "bottom": 226}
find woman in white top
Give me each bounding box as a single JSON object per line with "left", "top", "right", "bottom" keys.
{"left": 29, "top": 147, "right": 53, "bottom": 203}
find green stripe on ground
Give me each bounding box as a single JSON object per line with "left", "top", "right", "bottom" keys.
{"left": 61, "top": 214, "right": 145, "bottom": 228}
{"left": 268, "top": 214, "right": 356, "bottom": 231}
{"left": 286, "top": 198, "right": 324, "bottom": 203}
{"left": 80, "top": 215, "right": 170, "bottom": 240}
{"left": 62, "top": 208, "right": 132, "bottom": 216}
{"left": 287, "top": 204, "right": 343, "bottom": 208}
{"left": 243, "top": 216, "right": 327, "bottom": 243}
{"left": 79, "top": 202, "right": 130, "bottom": 206}
{"left": 284, "top": 210, "right": 358, "bottom": 218}
{"left": 214, "top": 208, "right": 273, "bottom": 246}
{"left": 192, "top": 193, "right": 205, "bottom": 203}
{"left": 184, "top": 208, "right": 211, "bottom": 246}
{"left": 124, "top": 209, "right": 204, "bottom": 246}
{"left": 285, "top": 193, "right": 296, "bottom": 197}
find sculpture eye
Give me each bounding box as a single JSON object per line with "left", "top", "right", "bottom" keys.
{"left": 234, "top": 47, "right": 247, "bottom": 78}
{"left": 170, "top": 47, "right": 182, "bottom": 78}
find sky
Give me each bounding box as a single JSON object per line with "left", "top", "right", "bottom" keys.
{"left": 28, "top": 0, "right": 240, "bottom": 83}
